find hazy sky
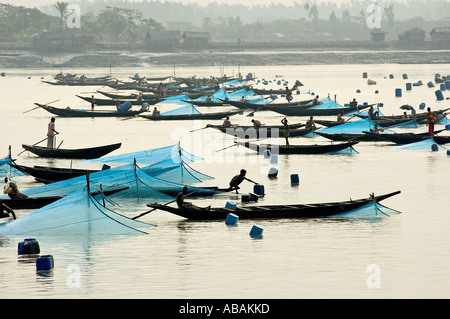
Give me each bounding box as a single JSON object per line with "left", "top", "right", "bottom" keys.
{"left": 3, "top": 0, "right": 353, "bottom": 8}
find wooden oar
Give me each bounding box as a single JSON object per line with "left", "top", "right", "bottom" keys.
{"left": 17, "top": 132, "right": 59, "bottom": 156}
{"left": 23, "top": 99, "right": 59, "bottom": 114}
{"left": 132, "top": 189, "right": 201, "bottom": 220}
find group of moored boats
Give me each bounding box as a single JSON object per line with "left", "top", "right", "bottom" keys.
{"left": 0, "top": 71, "right": 412, "bottom": 229}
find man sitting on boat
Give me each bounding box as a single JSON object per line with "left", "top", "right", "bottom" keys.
{"left": 222, "top": 116, "right": 232, "bottom": 128}
{"left": 251, "top": 119, "right": 262, "bottom": 128}
{"left": 312, "top": 95, "right": 321, "bottom": 106}
{"left": 0, "top": 203, "right": 15, "bottom": 220}
{"left": 370, "top": 124, "right": 384, "bottom": 134}
{"left": 152, "top": 107, "right": 160, "bottom": 116}
{"left": 228, "top": 169, "right": 258, "bottom": 194}
{"left": 3, "top": 177, "right": 28, "bottom": 200}
{"left": 176, "top": 186, "right": 210, "bottom": 211}
{"left": 305, "top": 116, "right": 317, "bottom": 131}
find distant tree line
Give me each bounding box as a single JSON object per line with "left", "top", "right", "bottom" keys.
{"left": 1, "top": 0, "right": 450, "bottom": 44}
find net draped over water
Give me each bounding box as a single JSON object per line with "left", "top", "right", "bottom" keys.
{"left": 0, "top": 187, "right": 155, "bottom": 236}
{"left": 317, "top": 118, "right": 395, "bottom": 134}
{"left": 393, "top": 138, "right": 448, "bottom": 152}
{"left": 0, "top": 155, "right": 26, "bottom": 178}
{"left": 0, "top": 144, "right": 213, "bottom": 201}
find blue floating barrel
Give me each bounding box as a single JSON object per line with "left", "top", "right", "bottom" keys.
{"left": 431, "top": 144, "right": 439, "bottom": 152}
{"left": 249, "top": 193, "right": 259, "bottom": 202}
{"left": 118, "top": 101, "right": 132, "bottom": 112}
{"left": 363, "top": 72, "right": 368, "bottom": 78}
{"left": 1, "top": 72, "right": 5, "bottom": 77}
{"left": 36, "top": 255, "right": 54, "bottom": 271}
{"left": 378, "top": 103, "right": 383, "bottom": 107}
{"left": 18, "top": 239, "right": 40, "bottom": 255}
{"left": 406, "top": 83, "right": 412, "bottom": 91}
{"left": 446, "top": 124, "right": 450, "bottom": 130}
{"left": 253, "top": 184, "right": 265, "bottom": 195}
{"left": 356, "top": 89, "right": 361, "bottom": 93}
{"left": 225, "top": 213, "right": 239, "bottom": 226}
{"left": 435, "top": 90, "right": 444, "bottom": 101}
{"left": 446, "top": 81, "right": 450, "bottom": 90}
{"left": 270, "top": 155, "right": 278, "bottom": 164}
{"left": 268, "top": 167, "right": 278, "bottom": 178}
{"left": 419, "top": 102, "right": 426, "bottom": 110}
{"left": 241, "top": 194, "right": 250, "bottom": 202}
{"left": 263, "top": 150, "right": 271, "bottom": 158}
{"left": 395, "top": 88, "right": 402, "bottom": 97}
{"left": 402, "top": 73, "right": 408, "bottom": 79}
{"left": 249, "top": 225, "right": 264, "bottom": 237}
{"left": 375, "top": 90, "right": 379, "bottom": 94}
{"left": 447, "top": 149, "right": 450, "bottom": 156}
{"left": 440, "top": 84, "right": 446, "bottom": 91}
{"left": 389, "top": 74, "right": 394, "bottom": 79}
{"left": 427, "top": 81, "right": 435, "bottom": 88}
{"left": 290, "top": 174, "right": 299, "bottom": 184}
{"left": 225, "top": 200, "right": 237, "bottom": 208}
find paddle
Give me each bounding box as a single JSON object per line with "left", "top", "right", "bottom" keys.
{"left": 132, "top": 189, "right": 201, "bottom": 220}
{"left": 23, "top": 99, "right": 60, "bottom": 114}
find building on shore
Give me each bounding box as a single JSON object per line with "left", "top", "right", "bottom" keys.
{"left": 397, "top": 27, "right": 426, "bottom": 47}
{"left": 430, "top": 27, "right": 450, "bottom": 48}
{"left": 144, "top": 30, "right": 181, "bottom": 52}
{"left": 370, "top": 28, "right": 387, "bottom": 41}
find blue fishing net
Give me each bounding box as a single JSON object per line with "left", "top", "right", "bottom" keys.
{"left": 0, "top": 187, "right": 155, "bottom": 236}
{"left": 393, "top": 138, "right": 448, "bottom": 151}
{"left": 330, "top": 201, "right": 401, "bottom": 218}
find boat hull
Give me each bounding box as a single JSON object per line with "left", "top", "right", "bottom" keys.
{"left": 147, "top": 191, "right": 401, "bottom": 220}
{"left": 21, "top": 143, "right": 121, "bottom": 159}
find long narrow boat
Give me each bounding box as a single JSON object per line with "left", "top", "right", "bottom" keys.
{"left": 314, "top": 131, "right": 383, "bottom": 142}
{"left": 146, "top": 191, "right": 401, "bottom": 220}
{"left": 220, "top": 99, "right": 312, "bottom": 111}
{"left": 363, "top": 131, "right": 450, "bottom": 145}
{"left": 8, "top": 163, "right": 102, "bottom": 183}
{"left": 35, "top": 104, "right": 147, "bottom": 117}
{"left": 139, "top": 110, "right": 240, "bottom": 121}
{"left": 236, "top": 141, "right": 358, "bottom": 154}
{"left": 207, "top": 124, "right": 311, "bottom": 138}
{"left": 0, "top": 187, "right": 128, "bottom": 210}
{"left": 76, "top": 95, "right": 160, "bottom": 106}
{"left": 21, "top": 143, "right": 121, "bottom": 159}
{"left": 262, "top": 103, "right": 372, "bottom": 117}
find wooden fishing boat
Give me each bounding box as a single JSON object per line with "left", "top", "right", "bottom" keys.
{"left": 21, "top": 143, "right": 121, "bottom": 159}
{"left": 207, "top": 125, "right": 311, "bottom": 138}
{"left": 236, "top": 140, "right": 358, "bottom": 154}
{"left": 262, "top": 103, "right": 372, "bottom": 117}
{"left": 220, "top": 99, "right": 312, "bottom": 111}
{"left": 139, "top": 110, "right": 240, "bottom": 121}
{"left": 8, "top": 163, "right": 103, "bottom": 184}
{"left": 363, "top": 131, "right": 450, "bottom": 145}
{"left": 76, "top": 95, "right": 159, "bottom": 106}
{"left": 315, "top": 131, "right": 382, "bottom": 142}
{"left": 36, "top": 104, "right": 147, "bottom": 117}
{"left": 183, "top": 100, "right": 226, "bottom": 107}
{"left": 97, "top": 90, "right": 158, "bottom": 101}
{"left": 146, "top": 191, "right": 401, "bottom": 220}
{"left": 0, "top": 187, "right": 128, "bottom": 210}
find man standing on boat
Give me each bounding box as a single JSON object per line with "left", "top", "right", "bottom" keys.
{"left": 281, "top": 117, "right": 290, "bottom": 147}
{"left": 228, "top": 169, "right": 258, "bottom": 194}
{"left": 285, "top": 87, "right": 293, "bottom": 103}
{"left": 47, "top": 117, "right": 58, "bottom": 148}
{"left": 427, "top": 107, "right": 437, "bottom": 136}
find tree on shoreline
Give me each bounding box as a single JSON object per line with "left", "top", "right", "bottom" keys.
{"left": 54, "top": 1, "right": 68, "bottom": 29}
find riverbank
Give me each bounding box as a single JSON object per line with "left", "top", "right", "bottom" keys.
{"left": 1, "top": 47, "right": 449, "bottom": 69}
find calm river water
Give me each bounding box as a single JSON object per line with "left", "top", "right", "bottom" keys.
{"left": 1, "top": 62, "right": 449, "bottom": 301}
